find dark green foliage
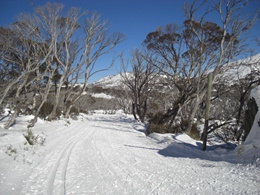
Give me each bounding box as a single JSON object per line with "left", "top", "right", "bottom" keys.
{"left": 147, "top": 111, "right": 166, "bottom": 125}
{"left": 147, "top": 112, "right": 174, "bottom": 135}
{"left": 69, "top": 106, "right": 79, "bottom": 115}
{"left": 147, "top": 112, "right": 200, "bottom": 139}
{"left": 39, "top": 102, "right": 61, "bottom": 119}
{"left": 186, "top": 123, "right": 200, "bottom": 140}
{"left": 79, "top": 109, "right": 89, "bottom": 114}
{"left": 146, "top": 123, "right": 172, "bottom": 135}
{"left": 69, "top": 106, "right": 79, "bottom": 120}
{"left": 38, "top": 102, "right": 53, "bottom": 119}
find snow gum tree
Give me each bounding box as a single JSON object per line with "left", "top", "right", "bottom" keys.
{"left": 62, "top": 12, "right": 124, "bottom": 119}
{"left": 184, "top": 0, "right": 259, "bottom": 134}
{"left": 0, "top": 14, "right": 54, "bottom": 128}
{"left": 0, "top": 2, "right": 124, "bottom": 127}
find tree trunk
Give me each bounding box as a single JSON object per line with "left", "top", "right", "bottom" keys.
{"left": 132, "top": 102, "right": 138, "bottom": 120}
{"left": 187, "top": 87, "right": 208, "bottom": 130}
{"left": 4, "top": 107, "right": 19, "bottom": 129}
{"left": 0, "top": 75, "right": 24, "bottom": 107}
{"left": 4, "top": 74, "right": 29, "bottom": 129}
{"left": 28, "top": 79, "right": 52, "bottom": 128}
{"left": 64, "top": 103, "right": 73, "bottom": 119}
{"left": 202, "top": 73, "right": 213, "bottom": 151}
{"left": 186, "top": 95, "right": 201, "bottom": 133}
{"left": 48, "top": 80, "right": 63, "bottom": 121}
{"left": 139, "top": 99, "right": 147, "bottom": 123}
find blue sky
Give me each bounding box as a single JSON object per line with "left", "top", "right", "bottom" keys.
{"left": 0, "top": 0, "right": 259, "bottom": 83}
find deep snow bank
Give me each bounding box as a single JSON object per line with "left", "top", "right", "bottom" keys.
{"left": 236, "top": 85, "right": 260, "bottom": 165}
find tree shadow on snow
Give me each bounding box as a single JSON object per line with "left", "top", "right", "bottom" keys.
{"left": 124, "top": 144, "right": 160, "bottom": 151}
{"left": 158, "top": 135, "right": 237, "bottom": 164}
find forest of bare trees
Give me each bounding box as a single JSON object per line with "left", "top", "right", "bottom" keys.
{"left": 0, "top": 3, "right": 124, "bottom": 128}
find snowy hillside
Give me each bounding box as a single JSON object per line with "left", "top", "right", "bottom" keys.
{"left": 0, "top": 111, "right": 260, "bottom": 194}
{"left": 91, "top": 73, "right": 127, "bottom": 88}
{"left": 220, "top": 53, "right": 260, "bottom": 83}
{"left": 92, "top": 53, "right": 260, "bottom": 89}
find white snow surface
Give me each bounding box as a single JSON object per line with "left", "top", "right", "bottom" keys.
{"left": 236, "top": 85, "right": 260, "bottom": 166}
{"left": 90, "top": 93, "right": 114, "bottom": 99}
{"left": 221, "top": 53, "right": 260, "bottom": 83}
{"left": 92, "top": 73, "right": 128, "bottom": 88}
{"left": 0, "top": 111, "right": 260, "bottom": 195}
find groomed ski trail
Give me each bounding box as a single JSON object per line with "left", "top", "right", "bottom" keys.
{"left": 20, "top": 113, "right": 260, "bottom": 195}
{"left": 21, "top": 118, "right": 95, "bottom": 195}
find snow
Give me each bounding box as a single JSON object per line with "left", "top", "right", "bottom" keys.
{"left": 1, "top": 111, "right": 260, "bottom": 194}
{"left": 91, "top": 93, "right": 114, "bottom": 99}
{"left": 236, "top": 85, "right": 260, "bottom": 166}
{"left": 1, "top": 53, "right": 260, "bottom": 194}
{"left": 220, "top": 53, "right": 260, "bottom": 84}
{"left": 92, "top": 74, "right": 127, "bottom": 88}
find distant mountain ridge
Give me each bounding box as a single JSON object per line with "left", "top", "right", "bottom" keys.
{"left": 91, "top": 53, "right": 260, "bottom": 89}
{"left": 91, "top": 74, "right": 125, "bottom": 88}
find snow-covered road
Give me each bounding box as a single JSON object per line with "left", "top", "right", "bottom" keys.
{"left": 1, "top": 112, "right": 260, "bottom": 194}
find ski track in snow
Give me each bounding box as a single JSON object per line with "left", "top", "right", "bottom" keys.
{"left": 21, "top": 119, "right": 95, "bottom": 195}
{"left": 46, "top": 121, "right": 94, "bottom": 195}
{"left": 1, "top": 113, "right": 260, "bottom": 194}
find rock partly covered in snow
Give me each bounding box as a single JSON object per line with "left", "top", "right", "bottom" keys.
{"left": 236, "top": 85, "right": 260, "bottom": 166}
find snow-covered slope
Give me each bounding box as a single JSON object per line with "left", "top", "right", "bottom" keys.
{"left": 220, "top": 53, "right": 260, "bottom": 83}
{"left": 91, "top": 73, "right": 126, "bottom": 88}
{"left": 236, "top": 85, "right": 260, "bottom": 165}
{"left": 92, "top": 53, "right": 260, "bottom": 89}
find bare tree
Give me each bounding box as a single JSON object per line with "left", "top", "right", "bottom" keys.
{"left": 143, "top": 23, "right": 195, "bottom": 125}
{"left": 0, "top": 15, "right": 53, "bottom": 129}
{"left": 35, "top": 3, "right": 82, "bottom": 120}
{"left": 0, "top": 2, "right": 124, "bottom": 127}
{"left": 120, "top": 49, "right": 156, "bottom": 122}
{"left": 62, "top": 12, "right": 124, "bottom": 118}
{"left": 21, "top": 3, "right": 124, "bottom": 121}
{"left": 142, "top": 21, "right": 221, "bottom": 126}
{"left": 113, "top": 85, "right": 132, "bottom": 114}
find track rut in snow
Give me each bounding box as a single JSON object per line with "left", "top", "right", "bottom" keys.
{"left": 20, "top": 114, "right": 260, "bottom": 195}
{"left": 46, "top": 122, "right": 94, "bottom": 195}
{"left": 21, "top": 118, "right": 94, "bottom": 195}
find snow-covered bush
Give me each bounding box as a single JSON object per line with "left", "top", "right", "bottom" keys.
{"left": 23, "top": 129, "right": 46, "bottom": 146}
{"left": 146, "top": 123, "right": 172, "bottom": 135}
{"left": 5, "top": 144, "right": 17, "bottom": 156}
